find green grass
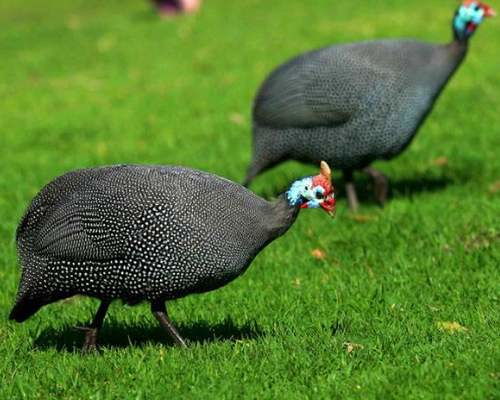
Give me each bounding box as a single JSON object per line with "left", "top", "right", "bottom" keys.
{"left": 1, "top": 0, "right": 499, "bottom": 398}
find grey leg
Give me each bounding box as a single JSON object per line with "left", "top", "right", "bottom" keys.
{"left": 151, "top": 301, "right": 187, "bottom": 347}
{"left": 364, "top": 166, "right": 389, "bottom": 206}
{"left": 343, "top": 170, "right": 359, "bottom": 212}
{"left": 78, "top": 299, "right": 111, "bottom": 352}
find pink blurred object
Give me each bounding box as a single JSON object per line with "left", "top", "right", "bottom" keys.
{"left": 181, "top": 0, "right": 201, "bottom": 13}
{"left": 153, "top": 0, "right": 201, "bottom": 16}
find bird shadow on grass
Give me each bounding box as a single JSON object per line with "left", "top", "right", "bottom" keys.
{"left": 260, "top": 171, "right": 461, "bottom": 205}
{"left": 353, "top": 174, "right": 456, "bottom": 204}
{"left": 33, "top": 318, "right": 264, "bottom": 352}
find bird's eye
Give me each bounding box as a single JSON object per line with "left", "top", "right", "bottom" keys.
{"left": 315, "top": 191, "right": 324, "bottom": 200}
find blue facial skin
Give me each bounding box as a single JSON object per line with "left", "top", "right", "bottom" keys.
{"left": 286, "top": 177, "right": 325, "bottom": 209}
{"left": 454, "top": 2, "right": 486, "bottom": 39}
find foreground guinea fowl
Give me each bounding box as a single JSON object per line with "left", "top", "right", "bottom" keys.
{"left": 10, "top": 162, "right": 335, "bottom": 350}
{"left": 244, "top": 1, "right": 495, "bottom": 210}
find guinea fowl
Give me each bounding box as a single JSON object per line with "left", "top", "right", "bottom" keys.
{"left": 244, "top": 1, "right": 495, "bottom": 210}
{"left": 9, "top": 162, "right": 335, "bottom": 350}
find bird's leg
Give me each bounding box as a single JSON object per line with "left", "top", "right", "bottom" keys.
{"left": 151, "top": 301, "right": 187, "bottom": 347}
{"left": 363, "top": 167, "right": 389, "bottom": 206}
{"left": 343, "top": 170, "right": 359, "bottom": 212}
{"left": 78, "top": 299, "right": 111, "bottom": 353}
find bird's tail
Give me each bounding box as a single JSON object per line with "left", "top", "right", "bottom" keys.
{"left": 242, "top": 164, "right": 260, "bottom": 188}
{"left": 244, "top": 122, "right": 291, "bottom": 187}
{"left": 9, "top": 296, "right": 46, "bottom": 322}
{"left": 9, "top": 256, "right": 52, "bottom": 323}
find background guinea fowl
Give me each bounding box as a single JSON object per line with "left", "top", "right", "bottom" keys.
{"left": 244, "top": 0, "right": 496, "bottom": 211}
{"left": 9, "top": 162, "right": 335, "bottom": 350}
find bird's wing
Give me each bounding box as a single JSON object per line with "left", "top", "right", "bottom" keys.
{"left": 253, "top": 50, "right": 354, "bottom": 128}
{"left": 33, "top": 189, "right": 139, "bottom": 261}
{"left": 253, "top": 45, "right": 380, "bottom": 128}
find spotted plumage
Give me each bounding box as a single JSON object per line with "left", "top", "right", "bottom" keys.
{"left": 244, "top": 1, "right": 495, "bottom": 210}
{"left": 10, "top": 162, "right": 334, "bottom": 349}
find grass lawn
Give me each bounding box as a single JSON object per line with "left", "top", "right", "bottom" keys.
{"left": 0, "top": 0, "right": 499, "bottom": 398}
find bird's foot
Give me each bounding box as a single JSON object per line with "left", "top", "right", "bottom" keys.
{"left": 363, "top": 167, "right": 388, "bottom": 206}
{"left": 75, "top": 326, "right": 99, "bottom": 353}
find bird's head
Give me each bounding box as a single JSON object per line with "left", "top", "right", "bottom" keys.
{"left": 286, "top": 161, "right": 336, "bottom": 216}
{"left": 453, "top": 1, "right": 496, "bottom": 41}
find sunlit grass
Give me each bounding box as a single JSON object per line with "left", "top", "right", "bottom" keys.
{"left": 0, "top": 0, "right": 499, "bottom": 398}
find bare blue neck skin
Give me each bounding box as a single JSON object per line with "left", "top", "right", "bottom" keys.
{"left": 286, "top": 177, "right": 312, "bottom": 207}
{"left": 453, "top": 3, "right": 486, "bottom": 42}
{"left": 285, "top": 177, "right": 325, "bottom": 209}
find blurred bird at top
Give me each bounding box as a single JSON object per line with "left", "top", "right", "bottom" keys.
{"left": 152, "top": 0, "right": 201, "bottom": 17}
{"left": 244, "top": 1, "right": 496, "bottom": 211}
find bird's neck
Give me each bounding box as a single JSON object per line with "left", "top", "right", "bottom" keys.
{"left": 449, "top": 38, "right": 469, "bottom": 56}
{"left": 443, "top": 39, "right": 468, "bottom": 73}
{"left": 265, "top": 193, "right": 300, "bottom": 240}
{"left": 440, "top": 39, "right": 469, "bottom": 77}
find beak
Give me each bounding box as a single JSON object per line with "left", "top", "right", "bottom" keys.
{"left": 482, "top": 4, "right": 497, "bottom": 17}
{"left": 320, "top": 195, "right": 336, "bottom": 217}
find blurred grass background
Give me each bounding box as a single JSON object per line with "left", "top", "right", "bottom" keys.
{"left": 0, "top": 0, "right": 499, "bottom": 398}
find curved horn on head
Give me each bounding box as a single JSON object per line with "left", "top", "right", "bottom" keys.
{"left": 320, "top": 161, "right": 331, "bottom": 181}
